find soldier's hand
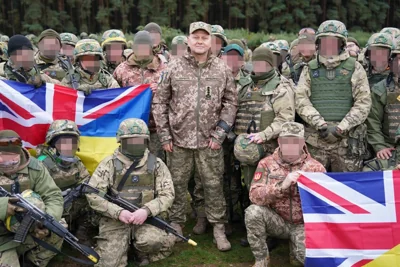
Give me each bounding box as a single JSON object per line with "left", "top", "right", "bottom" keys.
{"left": 248, "top": 133, "right": 265, "bottom": 144}
{"left": 83, "top": 88, "right": 92, "bottom": 96}
{"left": 281, "top": 172, "right": 301, "bottom": 190}
{"left": 129, "top": 208, "right": 148, "bottom": 225}
{"left": 150, "top": 83, "right": 158, "bottom": 93}
{"left": 209, "top": 139, "right": 221, "bottom": 150}
{"left": 6, "top": 197, "right": 26, "bottom": 217}
{"left": 377, "top": 147, "right": 395, "bottom": 160}
{"left": 119, "top": 210, "right": 134, "bottom": 224}
{"left": 163, "top": 142, "right": 173, "bottom": 152}
{"left": 33, "top": 222, "right": 50, "bottom": 240}
{"left": 319, "top": 126, "right": 342, "bottom": 143}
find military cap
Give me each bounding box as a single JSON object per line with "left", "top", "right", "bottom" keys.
{"left": 211, "top": 25, "right": 228, "bottom": 46}
{"left": 347, "top": 37, "right": 360, "bottom": 48}
{"left": 223, "top": 44, "right": 244, "bottom": 57}
{"left": 38, "top": 29, "right": 61, "bottom": 44}
{"left": 189, "top": 22, "right": 211, "bottom": 35}
{"left": 298, "top": 33, "right": 316, "bottom": 44}
{"left": 279, "top": 122, "right": 304, "bottom": 138}
{"left": 144, "top": 22, "right": 162, "bottom": 35}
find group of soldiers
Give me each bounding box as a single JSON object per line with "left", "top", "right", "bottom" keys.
{"left": 0, "top": 18, "right": 400, "bottom": 267}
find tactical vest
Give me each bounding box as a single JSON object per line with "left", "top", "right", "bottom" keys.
{"left": 381, "top": 80, "right": 400, "bottom": 140}
{"left": 68, "top": 69, "right": 109, "bottom": 90}
{"left": 368, "top": 73, "right": 387, "bottom": 88}
{"left": 38, "top": 154, "right": 80, "bottom": 191}
{"left": 235, "top": 75, "right": 280, "bottom": 135}
{"left": 0, "top": 158, "right": 42, "bottom": 193}
{"left": 39, "top": 64, "right": 66, "bottom": 81}
{"left": 309, "top": 57, "right": 356, "bottom": 122}
{"left": 111, "top": 154, "right": 157, "bottom": 206}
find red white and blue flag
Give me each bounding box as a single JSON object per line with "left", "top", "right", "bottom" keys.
{"left": 0, "top": 80, "right": 152, "bottom": 172}
{"left": 298, "top": 170, "right": 400, "bottom": 267}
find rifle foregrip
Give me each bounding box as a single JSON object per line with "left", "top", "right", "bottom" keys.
{"left": 14, "top": 215, "right": 35, "bottom": 243}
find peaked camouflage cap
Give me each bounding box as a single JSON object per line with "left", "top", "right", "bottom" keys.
{"left": 279, "top": 122, "right": 304, "bottom": 138}
{"left": 189, "top": 21, "right": 212, "bottom": 35}
{"left": 116, "top": 118, "right": 150, "bottom": 142}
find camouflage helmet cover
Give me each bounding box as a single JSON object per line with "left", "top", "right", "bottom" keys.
{"left": 234, "top": 134, "right": 265, "bottom": 165}
{"left": 367, "top": 33, "right": 394, "bottom": 50}
{"left": 0, "top": 35, "right": 9, "bottom": 42}
{"left": 316, "top": 20, "right": 348, "bottom": 44}
{"left": 211, "top": 24, "right": 228, "bottom": 46}
{"left": 73, "top": 39, "right": 104, "bottom": 60}
{"left": 380, "top": 27, "right": 400, "bottom": 39}
{"left": 60, "top": 33, "right": 79, "bottom": 46}
{"left": 116, "top": 118, "right": 150, "bottom": 142}
{"left": 260, "top": 42, "right": 280, "bottom": 55}
{"left": 0, "top": 42, "right": 8, "bottom": 61}
{"left": 171, "top": 35, "right": 188, "bottom": 45}
{"left": 46, "top": 120, "right": 80, "bottom": 144}
{"left": 275, "top": 39, "right": 290, "bottom": 51}
{"left": 101, "top": 29, "right": 127, "bottom": 48}
{"left": 393, "top": 35, "right": 400, "bottom": 55}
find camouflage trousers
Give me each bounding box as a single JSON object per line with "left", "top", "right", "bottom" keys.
{"left": 0, "top": 233, "right": 63, "bottom": 267}
{"left": 94, "top": 217, "right": 174, "bottom": 267}
{"left": 149, "top": 132, "right": 165, "bottom": 162}
{"left": 245, "top": 205, "right": 305, "bottom": 263}
{"left": 168, "top": 146, "right": 227, "bottom": 224}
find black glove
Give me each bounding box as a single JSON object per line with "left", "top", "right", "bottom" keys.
{"left": 319, "top": 126, "right": 342, "bottom": 143}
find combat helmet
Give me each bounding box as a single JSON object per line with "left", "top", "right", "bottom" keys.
{"left": 116, "top": 118, "right": 150, "bottom": 142}
{"left": 392, "top": 35, "right": 400, "bottom": 56}
{"left": 275, "top": 40, "right": 290, "bottom": 52}
{"left": 101, "top": 29, "right": 127, "bottom": 49}
{"left": 316, "top": 20, "right": 348, "bottom": 46}
{"left": 366, "top": 33, "right": 394, "bottom": 51}
{"left": 211, "top": 25, "right": 228, "bottom": 46}
{"left": 380, "top": 27, "right": 400, "bottom": 40}
{"left": 73, "top": 39, "right": 104, "bottom": 61}
{"left": 46, "top": 120, "right": 80, "bottom": 146}
{"left": 60, "top": 33, "right": 79, "bottom": 47}
{"left": 80, "top": 32, "right": 88, "bottom": 40}
{"left": 261, "top": 42, "right": 280, "bottom": 55}
{"left": 234, "top": 134, "right": 265, "bottom": 165}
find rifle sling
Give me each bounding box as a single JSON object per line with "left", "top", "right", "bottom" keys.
{"left": 116, "top": 159, "right": 140, "bottom": 192}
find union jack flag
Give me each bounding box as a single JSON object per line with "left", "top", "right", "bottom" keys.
{"left": 298, "top": 170, "right": 400, "bottom": 267}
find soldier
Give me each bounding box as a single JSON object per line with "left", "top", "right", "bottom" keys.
{"left": 88, "top": 33, "right": 99, "bottom": 42}
{"left": 61, "top": 39, "right": 120, "bottom": 94}
{"left": 295, "top": 20, "right": 371, "bottom": 172}
{"left": 245, "top": 122, "right": 326, "bottom": 267}
{"left": 0, "top": 41, "right": 8, "bottom": 63}
{"left": 260, "top": 42, "right": 281, "bottom": 70}
{"left": 274, "top": 39, "right": 290, "bottom": 66}
{"left": 36, "top": 120, "right": 93, "bottom": 244}
{"left": 113, "top": 31, "right": 165, "bottom": 161}
{"left": 60, "top": 33, "right": 79, "bottom": 62}
{"left": 153, "top": 21, "right": 237, "bottom": 251}
{"left": 0, "top": 130, "right": 63, "bottom": 266}
{"left": 1, "top": 35, "right": 9, "bottom": 44}
{"left": 211, "top": 25, "right": 228, "bottom": 57}
{"left": 144, "top": 22, "right": 169, "bottom": 63}
{"left": 281, "top": 38, "right": 300, "bottom": 80}
{"left": 0, "top": 35, "right": 60, "bottom": 86}
{"left": 101, "top": 29, "right": 128, "bottom": 74}
{"left": 366, "top": 35, "right": 400, "bottom": 162}
{"left": 80, "top": 32, "right": 89, "bottom": 40}
{"left": 241, "top": 38, "right": 252, "bottom": 63}
{"left": 35, "top": 29, "right": 66, "bottom": 81}
{"left": 170, "top": 35, "right": 188, "bottom": 59}
{"left": 346, "top": 36, "right": 361, "bottom": 58}
{"left": 86, "top": 118, "right": 175, "bottom": 266}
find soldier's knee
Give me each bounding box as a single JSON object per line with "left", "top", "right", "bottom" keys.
{"left": 245, "top": 204, "right": 264, "bottom": 223}
{"left": 134, "top": 234, "right": 164, "bottom": 253}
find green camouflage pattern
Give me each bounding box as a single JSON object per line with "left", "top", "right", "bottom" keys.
{"left": 171, "top": 35, "right": 188, "bottom": 45}
{"left": 393, "top": 35, "right": 400, "bottom": 54}
{"left": 0, "top": 42, "right": 8, "bottom": 62}
{"left": 60, "top": 32, "right": 79, "bottom": 46}
{"left": 275, "top": 39, "right": 289, "bottom": 51}
{"left": 234, "top": 134, "right": 265, "bottom": 165}
{"left": 316, "top": 20, "right": 348, "bottom": 44}
{"left": 211, "top": 24, "right": 228, "bottom": 45}
{"left": 380, "top": 27, "right": 400, "bottom": 39}
{"left": 73, "top": 39, "right": 104, "bottom": 60}
{"left": 45, "top": 120, "right": 80, "bottom": 144}
{"left": 116, "top": 118, "right": 150, "bottom": 142}
{"left": 279, "top": 122, "right": 304, "bottom": 137}
{"left": 101, "top": 29, "right": 127, "bottom": 48}
{"left": 88, "top": 33, "right": 98, "bottom": 41}
{"left": 261, "top": 42, "right": 280, "bottom": 55}
{"left": 189, "top": 21, "right": 212, "bottom": 35}
{"left": 366, "top": 33, "right": 394, "bottom": 50}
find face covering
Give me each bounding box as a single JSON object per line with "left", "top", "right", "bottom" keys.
{"left": 54, "top": 136, "right": 79, "bottom": 166}
{"left": 120, "top": 138, "right": 147, "bottom": 159}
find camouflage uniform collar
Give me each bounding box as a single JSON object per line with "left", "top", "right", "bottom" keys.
{"left": 317, "top": 51, "right": 349, "bottom": 69}
{"left": 76, "top": 66, "right": 100, "bottom": 83}
{"left": 126, "top": 53, "right": 159, "bottom": 70}
{"left": 115, "top": 148, "right": 149, "bottom": 168}
{"left": 183, "top": 49, "right": 215, "bottom": 67}
{"left": 35, "top": 51, "right": 59, "bottom": 65}
{"left": 272, "top": 146, "right": 309, "bottom": 167}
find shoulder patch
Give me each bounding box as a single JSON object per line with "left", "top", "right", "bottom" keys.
{"left": 28, "top": 157, "right": 42, "bottom": 171}
{"left": 253, "top": 172, "right": 263, "bottom": 181}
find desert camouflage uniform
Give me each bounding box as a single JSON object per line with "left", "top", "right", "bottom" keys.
{"left": 295, "top": 20, "right": 371, "bottom": 172}
{"left": 0, "top": 132, "right": 63, "bottom": 267}
{"left": 153, "top": 46, "right": 237, "bottom": 225}
{"left": 114, "top": 52, "right": 166, "bottom": 161}
{"left": 245, "top": 123, "right": 326, "bottom": 265}
{"left": 281, "top": 39, "right": 300, "bottom": 79}
{"left": 34, "top": 52, "right": 66, "bottom": 81}
{"left": 86, "top": 148, "right": 175, "bottom": 266}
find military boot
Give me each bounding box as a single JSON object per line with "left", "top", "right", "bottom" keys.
{"left": 193, "top": 217, "right": 208, "bottom": 235}
{"left": 170, "top": 222, "right": 184, "bottom": 243}
{"left": 212, "top": 224, "right": 231, "bottom": 251}
{"left": 252, "top": 256, "right": 270, "bottom": 267}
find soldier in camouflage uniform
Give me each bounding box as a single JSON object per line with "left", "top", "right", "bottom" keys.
{"left": 291, "top": 33, "right": 316, "bottom": 84}
{"left": 60, "top": 33, "right": 79, "bottom": 62}
{"left": 101, "top": 29, "right": 128, "bottom": 74}
{"left": 144, "top": 22, "right": 169, "bottom": 63}
{"left": 80, "top": 32, "right": 89, "bottom": 40}
{"left": 281, "top": 38, "right": 300, "bottom": 80}
{"left": 260, "top": 42, "right": 281, "bottom": 71}
{"left": 170, "top": 35, "right": 187, "bottom": 59}
{"left": 0, "top": 35, "right": 60, "bottom": 86}
{"left": 366, "top": 35, "right": 400, "bottom": 162}
{"left": 61, "top": 39, "right": 119, "bottom": 94}
{"left": 153, "top": 21, "right": 237, "bottom": 252}
{"left": 211, "top": 25, "right": 228, "bottom": 57}
{"left": 1, "top": 35, "right": 9, "bottom": 44}
{"left": 0, "top": 41, "right": 8, "bottom": 63}
{"left": 114, "top": 31, "right": 166, "bottom": 161}
{"left": 295, "top": 20, "right": 371, "bottom": 172}
{"left": 35, "top": 120, "right": 94, "bottom": 244}
{"left": 86, "top": 118, "right": 175, "bottom": 266}
{"left": 35, "top": 29, "right": 67, "bottom": 81}
{"left": 346, "top": 36, "right": 361, "bottom": 59}
{"left": 245, "top": 122, "right": 326, "bottom": 267}
{"left": 275, "top": 39, "right": 290, "bottom": 70}
{"left": 0, "top": 130, "right": 63, "bottom": 266}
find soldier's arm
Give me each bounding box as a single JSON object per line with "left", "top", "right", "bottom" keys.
{"left": 211, "top": 65, "right": 238, "bottom": 144}
{"left": 32, "top": 161, "right": 64, "bottom": 221}
{"left": 86, "top": 158, "right": 124, "bottom": 220}
{"left": 295, "top": 66, "right": 327, "bottom": 129}
{"left": 112, "top": 64, "right": 123, "bottom": 87}
{"left": 260, "top": 81, "right": 295, "bottom": 141}
{"left": 152, "top": 63, "right": 174, "bottom": 145}
{"left": 366, "top": 88, "right": 390, "bottom": 153}
{"left": 108, "top": 76, "right": 121, "bottom": 89}
{"left": 40, "top": 73, "right": 61, "bottom": 85}
{"left": 77, "top": 161, "right": 91, "bottom": 183}
{"left": 337, "top": 62, "right": 371, "bottom": 132}
{"left": 60, "top": 77, "right": 70, "bottom": 87}
{"left": 142, "top": 159, "right": 175, "bottom": 216}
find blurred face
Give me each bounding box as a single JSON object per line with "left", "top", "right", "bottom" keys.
{"left": 188, "top": 30, "right": 211, "bottom": 56}
{"left": 370, "top": 47, "right": 390, "bottom": 73}
{"left": 391, "top": 54, "right": 400, "bottom": 77}
{"left": 55, "top": 136, "right": 79, "bottom": 157}
{"left": 298, "top": 41, "right": 316, "bottom": 59}
{"left": 38, "top": 37, "right": 61, "bottom": 59}
{"left": 211, "top": 35, "right": 224, "bottom": 55}
{"left": 171, "top": 44, "right": 187, "bottom": 57}
{"left": 133, "top": 44, "right": 152, "bottom": 60}
{"left": 278, "top": 136, "right": 305, "bottom": 163}
{"left": 299, "top": 28, "right": 316, "bottom": 36}
{"left": 346, "top": 42, "right": 360, "bottom": 58}
{"left": 221, "top": 50, "right": 243, "bottom": 73}
{"left": 252, "top": 60, "right": 274, "bottom": 75}
{"left": 61, "top": 44, "right": 74, "bottom": 58}
{"left": 121, "top": 137, "right": 147, "bottom": 157}
{"left": 10, "top": 48, "right": 35, "bottom": 70}
{"left": 105, "top": 42, "right": 125, "bottom": 63}
{"left": 79, "top": 55, "right": 101, "bottom": 73}
{"left": 319, "top": 36, "right": 340, "bottom": 57}
{"left": 149, "top": 32, "right": 161, "bottom": 47}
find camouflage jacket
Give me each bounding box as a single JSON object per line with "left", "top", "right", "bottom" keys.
{"left": 34, "top": 52, "right": 66, "bottom": 81}
{"left": 102, "top": 57, "right": 125, "bottom": 75}
{"left": 295, "top": 52, "right": 371, "bottom": 132}
{"left": 61, "top": 66, "right": 120, "bottom": 92}
{"left": 0, "top": 61, "right": 60, "bottom": 86}
{"left": 86, "top": 149, "right": 174, "bottom": 220}
{"left": 249, "top": 147, "right": 326, "bottom": 224}
{"left": 0, "top": 148, "right": 63, "bottom": 251}
{"left": 153, "top": 51, "right": 238, "bottom": 148}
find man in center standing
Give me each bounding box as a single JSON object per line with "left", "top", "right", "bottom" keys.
{"left": 153, "top": 21, "right": 237, "bottom": 252}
